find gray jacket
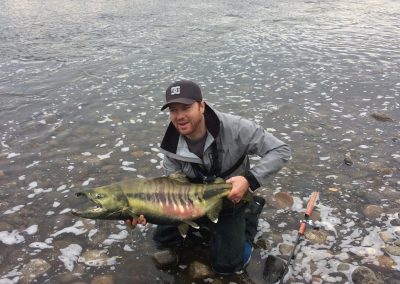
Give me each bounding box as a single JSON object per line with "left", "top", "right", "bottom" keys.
{"left": 160, "top": 103, "right": 291, "bottom": 191}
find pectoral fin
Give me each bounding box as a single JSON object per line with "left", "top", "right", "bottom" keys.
{"left": 185, "top": 220, "right": 200, "bottom": 229}
{"left": 206, "top": 199, "right": 222, "bottom": 223}
{"left": 178, "top": 223, "right": 190, "bottom": 238}
{"left": 178, "top": 220, "right": 200, "bottom": 238}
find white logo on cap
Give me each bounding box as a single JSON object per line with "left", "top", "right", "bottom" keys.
{"left": 171, "top": 86, "right": 180, "bottom": 96}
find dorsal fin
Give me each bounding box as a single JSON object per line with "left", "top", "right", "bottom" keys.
{"left": 206, "top": 199, "right": 223, "bottom": 223}
{"left": 213, "top": 177, "right": 225, "bottom": 184}
{"left": 169, "top": 171, "right": 190, "bottom": 183}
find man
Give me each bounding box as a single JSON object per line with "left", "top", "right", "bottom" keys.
{"left": 154, "top": 80, "right": 291, "bottom": 275}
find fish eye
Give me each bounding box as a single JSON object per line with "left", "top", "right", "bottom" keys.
{"left": 95, "top": 194, "right": 104, "bottom": 199}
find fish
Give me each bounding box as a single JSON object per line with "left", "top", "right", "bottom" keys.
{"left": 72, "top": 172, "right": 251, "bottom": 237}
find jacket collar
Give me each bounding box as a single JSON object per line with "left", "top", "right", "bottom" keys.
{"left": 160, "top": 103, "right": 220, "bottom": 154}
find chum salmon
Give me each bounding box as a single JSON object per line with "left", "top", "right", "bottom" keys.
{"left": 72, "top": 172, "right": 251, "bottom": 237}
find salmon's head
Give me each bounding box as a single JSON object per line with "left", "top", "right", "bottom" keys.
{"left": 72, "top": 185, "right": 128, "bottom": 220}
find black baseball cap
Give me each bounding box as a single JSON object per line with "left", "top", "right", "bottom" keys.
{"left": 161, "top": 80, "right": 203, "bottom": 110}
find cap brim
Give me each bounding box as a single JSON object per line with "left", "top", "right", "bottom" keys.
{"left": 160, "top": 98, "right": 197, "bottom": 110}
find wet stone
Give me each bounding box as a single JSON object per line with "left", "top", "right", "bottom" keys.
{"left": 370, "top": 111, "right": 394, "bottom": 122}
{"left": 20, "top": 258, "right": 51, "bottom": 284}
{"left": 384, "top": 245, "right": 400, "bottom": 256}
{"left": 362, "top": 205, "right": 383, "bottom": 219}
{"left": 344, "top": 152, "right": 353, "bottom": 166}
{"left": 78, "top": 250, "right": 109, "bottom": 266}
{"left": 130, "top": 151, "right": 145, "bottom": 158}
{"left": 377, "top": 255, "right": 396, "bottom": 269}
{"left": 278, "top": 243, "right": 293, "bottom": 255}
{"left": 271, "top": 232, "right": 284, "bottom": 244}
{"left": 352, "top": 266, "right": 382, "bottom": 284}
{"left": 189, "top": 261, "right": 214, "bottom": 280}
{"left": 0, "top": 221, "right": 13, "bottom": 231}
{"left": 379, "top": 167, "right": 394, "bottom": 177}
{"left": 91, "top": 275, "right": 114, "bottom": 284}
{"left": 337, "top": 263, "right": 350, "bottom": 271}
{"left": 379, "top": 231, "right": 394, "bottom": 243}
{"left": 255, "top": 238, "right": 270, "bottom": 250}
{"left": 305, "top": 229, "right": 328, "bottom": 244}
{"left": 152, "top": 248, "right": 178, "bottom": 269}
{"left": 272, "top": 192, "right": 294, "bottom": 209}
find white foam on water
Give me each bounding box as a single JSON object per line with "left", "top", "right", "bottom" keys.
{"left": 81, "top": 152, "right": 92, "bottom": 156}
{"left": 51, "top": 220, "right": 87, "bottom": 237}
{"left": 24, "top": 225, "right": 38, "bottom": 235}
{"left": 98, "top": 151, "right": 113, "bottom": 160}
{"left": 121, "top": 147, "right": 129, "bottom": 152}
{"left": 0, "top": 230, "right": 25, "bottom": 245}
{"left": 102, "top": 230, "right": 129, "bottom": 246}
{"left": 18, "top": 175, "right": 25, "bottom": 181}
{"left": 53, "top": 201, "right": 60, "bottom": 208}
{"left": 98, "top": 115, "right": 112, "bottom": 123}
{"left": 6, "top": 153, "right": 20, "bottom": 159}
{"left": 4, "top": 205, "right": 24, "bottom": 214}
{"left": 319, "top": 156, "right": 330, "bottom": 161}
{"left": 58, "top": 244, "right": 82, "bottom": 271}
{"left": 26, "top": 160, "right": 41, "bottom": 168}
{"left": 121, "top": 166, "right": 136, "bottom": 172}
{"left": 59, "top": 208, "right": 71, "bottom": 214}
{"left": 115, "top": 140, "right": 123, "bottom": 147}
{"left": 358, "top": 145, "right": 370, "bottom": 149}
{"left": 82, "top": 178, "right": 95, "bottom": 186}
{"left": 56, "top": 185, "right": 67, "bottom": 191}
{"left": 88, "top": 229, "right": 98, "bottom": 240}
{"left": 78, "top": 252, "right": 118, "bottom": 267}
{"left": 29, "top": 242, "right": 53, "bottom": 249}
{"left": 27, "top": 182, "right": 38, "bottom": 190}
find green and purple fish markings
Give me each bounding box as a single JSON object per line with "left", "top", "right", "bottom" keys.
{"left": 72, "top": 172, "right": 251, "bottom": 237}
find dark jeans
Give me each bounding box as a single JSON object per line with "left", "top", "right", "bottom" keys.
{"left": 153, "top": 200, "right": 261, "bottom": 274}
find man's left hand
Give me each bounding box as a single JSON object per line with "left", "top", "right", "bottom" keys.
{"left": 226, "top": 176, "right": 250, "bottom": 204}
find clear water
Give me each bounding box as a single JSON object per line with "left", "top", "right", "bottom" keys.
{"left": 0, "top": 0, "right": 399, "bottom": 283}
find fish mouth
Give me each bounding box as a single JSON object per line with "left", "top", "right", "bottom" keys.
{"left": 71, "top": 192, "right": 106, "bottom": 218}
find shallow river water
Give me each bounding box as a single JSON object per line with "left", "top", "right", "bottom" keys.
{"left": 0, "top": 0, "right": 399, "bottom": 283}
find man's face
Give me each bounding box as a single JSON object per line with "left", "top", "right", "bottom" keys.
{"left": 168, "top": 101, "right": 205, "bottom": 138}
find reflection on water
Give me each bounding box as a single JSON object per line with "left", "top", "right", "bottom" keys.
{"left": 0, "top": 0, "right": 399, "bottom": 283}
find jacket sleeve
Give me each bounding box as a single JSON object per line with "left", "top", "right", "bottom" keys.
{"left": 161, "top": 154, "right": 183, "bottom": 176}
{"left": 236, "top": 117, "right": 292, "bottom": 190}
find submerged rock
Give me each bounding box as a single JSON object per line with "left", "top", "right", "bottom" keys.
{"left": 384, "top": 245, "right": 400, "bottom": 256}
{"left": 152, "top": 248, "right": 178, "bottom": 269}
{"left": 188, "top": 261, "right": 214, "bottom": 279}
{"left": 20, "top": 258, "right": 51, "bottom": 284}
{"left": 91, "top": 275, "right": 113, "bottom": 284}
{"left": 78, "top": 250, "right": 113, "bottom": 267}
{"left": 351, "top": 266, "right": 383, "bottom": 284}
{"left": 362, "top": 205, "right": 383, "bottom": 219}
{"left": 377, "top": 255, "right": 396, "bottom": 269}
{"left": 272, "top": 192, "right": 294, "bottom": 209}
{"left": 370, "top": 112, "right": 394, "bottom": 122}
{"left": 305, "top": 229, "right": 328, "bottom": 244}
{"left": 278, "top": 243, "right": 293, "bottom": 255}
{"left": 344, "top": 152, "right": 353, "bottom": 166}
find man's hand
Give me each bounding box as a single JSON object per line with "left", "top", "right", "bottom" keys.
{"left": 226, "top": 176, "right": 250, "bottom": 204}
{"left": 125, "top": 214, "right": 147, "bottom": 229}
